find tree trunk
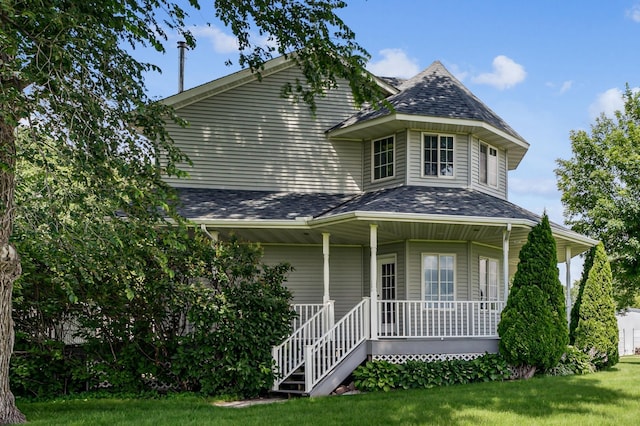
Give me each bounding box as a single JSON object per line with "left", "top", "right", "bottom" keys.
{"left": 0, "top": 113, "right": 26, "bottom": 423}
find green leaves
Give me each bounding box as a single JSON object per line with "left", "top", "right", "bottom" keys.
{"left": 498, "top": 214, "right": 568, "bottom": 372}
{"left": 556, "top": 87, "right": 640, "bottom": 308}
{"left": 352, "top": 354, "right": 511, "bottom": 393}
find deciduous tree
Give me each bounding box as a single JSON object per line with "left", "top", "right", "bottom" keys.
{"left": 556, "top": 87, "right": 640, "bottom": 308}
{"left": 1, "top": 1, "right": 380, "bottom": 422}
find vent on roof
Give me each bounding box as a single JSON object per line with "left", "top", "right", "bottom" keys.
{"left": 177, "top": 41, "right": 187, "bottom": 93}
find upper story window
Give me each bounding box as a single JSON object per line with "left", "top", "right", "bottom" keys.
{"left": 423, "top": 134, "right": 454, "bottom": 177}
{"left": 372, "top": 136, "right": 395, "bottom": 181}
{"left": 479, "top": 142, "right": 498, "bottom": 187}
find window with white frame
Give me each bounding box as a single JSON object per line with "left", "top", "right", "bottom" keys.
{"left": 372, "top": 136, "right": 395, "bottom": 180}
{"left": 479, "top": 142, "right": 498, "bottom": 187}
{"left": 479, "top": 257, "right": 499, "bottom": 302}
{"left": 423, "top": 134, "right": 454, "bottom": 177}
{"left": 423, "top": 254, "right": 455, "bottom": 306}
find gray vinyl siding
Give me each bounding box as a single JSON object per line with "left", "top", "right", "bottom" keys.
{"left": 363, "top": 131, "right": 407, "bottom": 191}
{"left": 261, "top": 245, "right": 363, "bottom": 318}
{"left": 406, "top": 241, "right": 469, "bottom": 301}
{"left": 164, "top": 66, "right": 363, "bottom": 193}
{"left": 469, "top": 243, "right": 504, "bottom": 301}
{"left": 469, "top": 136, "right": 508, "bottom": 199}
{"left": 406, "top": 131, "right": 469, "bottom": 187}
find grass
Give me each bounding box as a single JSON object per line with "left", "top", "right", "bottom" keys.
{"left": 17, "top": 356, "right": 640, "bottom": 425}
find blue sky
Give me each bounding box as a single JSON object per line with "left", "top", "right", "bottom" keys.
{"left": 140, "top": 1, "right": 640, "bottom": 280}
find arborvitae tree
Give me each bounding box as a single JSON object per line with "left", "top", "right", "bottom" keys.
{"left": 498, "top": 214, "right": 568, "bottom": 378}
{"left": 574, "top": 242, "right": 619, "bottom": 369}
{"left": 569, "top": 247, "right": 596, "bottom": 344}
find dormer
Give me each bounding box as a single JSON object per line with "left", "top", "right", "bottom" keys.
{"left": 327, "top": 61, "right": 530, "bottom": 199}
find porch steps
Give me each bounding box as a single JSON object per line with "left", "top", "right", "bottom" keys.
{"left": 272, "top": 341, "right": 368, "bottom": 397}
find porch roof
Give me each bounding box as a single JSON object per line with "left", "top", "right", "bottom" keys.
{"left": 175, "top": 186, "right": 597, "bottom": 263}
{"left": 177, "top": 185, "right": 539, "bottom": 224}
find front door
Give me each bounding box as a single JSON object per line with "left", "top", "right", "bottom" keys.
{"left": 377, "top": 254, "right": 397, "bottom": 336}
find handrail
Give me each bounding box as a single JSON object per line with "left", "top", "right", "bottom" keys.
{"left": 304, "top": 297, "right": 369, "bottom": 393}
{"left": 376, "top": 300, "right": 505, "bottom": 338}
{"left": 272, "top": 302, "right": 332, "bottom": 389}
{"left": 291, "top": 304, "right": 324, "bottom": 332}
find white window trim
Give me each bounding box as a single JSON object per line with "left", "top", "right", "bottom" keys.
{"left": 479, "top": 257, "right": 500, "bottom": 309}
{"left": 371, "top": 134, "right": 396, "bottom": 182}
{"left": 421, "top": 253, "right": 456, "bottom": 309}
{"left": 377, "top": 253, "right": 398, "bottom": 298}
{"left": 421, "top": 132, "right": 456, "bottom": 179}
{"left": 479, "top": 141, "right": 499, "bottom": 188}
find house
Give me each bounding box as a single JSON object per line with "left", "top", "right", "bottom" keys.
{"left": 160, "top": 56, "right": 597, "bottom": 395}
{"left": 617, "top": 308, "right": 640, "bottom": 355}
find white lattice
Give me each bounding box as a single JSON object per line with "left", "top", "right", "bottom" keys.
{"left": 372, "top": 353, "right": 484, "bottom": 364}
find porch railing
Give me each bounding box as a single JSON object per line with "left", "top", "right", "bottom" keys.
{"left": 272, "top": 301, "right": 333, "bottom": 389}
{"left": 305, "top": 297, "right": 369, "bottom": 393}
{"left": 292, "top": 303, "right": 325, "bottom": 332}
{"left": 376, "top": 300, "right": 505, "bottom": 338}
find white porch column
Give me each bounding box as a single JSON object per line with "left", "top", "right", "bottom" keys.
{"left": 370, "top": 224, "right": 378, "bottom": 340}
{"left": 322, "top": 233, "right": 331, "bottom": 304}
{"left": 565, "top": 246, "right": 572, "bottom": 325}
{"left": 502, "top": 224, "right": 511, "bottom": 301}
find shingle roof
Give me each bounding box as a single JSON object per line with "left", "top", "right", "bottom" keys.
{"left": 318, "top": 186, "right": 541, "bottom": 222}
{"left": 175, "top": 188, "right": 353, "bottom": 220}
{"left": 175, "top": 186, "right": 543, "bottom": 224}
{"left": 330, "top": 61, "right": 524, "bottom": 141}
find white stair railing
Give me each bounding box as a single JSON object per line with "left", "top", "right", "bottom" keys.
{"left": 304, "top": 297, "right": 369, "bottom": 394}
{"left": 292, "top": 303, "right": 325, "bottom": 332}
{"left": 272, "top": 301, "right": 333, "bottom": 389}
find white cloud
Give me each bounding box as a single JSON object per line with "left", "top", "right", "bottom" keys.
{"left": 190, "top": 25, "right": 239, "bottom": 54}
{"left": 626, "top": 3, "right": 640, "bottom": 22}
{"left": 559, "top": 80, "right": 573, "bottom": 94}
{"left": 588, "top": 88, "right": 624, "bottom": 119}
{"left": 367, "top": 48, "right": 420, "bottom": 79}
{"left": 472, "top": 55, "right": 526, "bottom": 90}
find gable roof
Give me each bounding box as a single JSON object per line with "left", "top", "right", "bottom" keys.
{"left": 328, "top": 61, "right": 530, "bottom": 169}
{"left": 161, "top": 54, "right": 398, "bottom": 111}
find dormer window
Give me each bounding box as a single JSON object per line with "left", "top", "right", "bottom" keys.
{"left": 372, "top": 136, "right": 395, "bottom": 181}
{"left": 423, "top": 134, "right": 454, "bottom": 177}
{"left": 480, "top": 142, "right": 498, "bottom": 187}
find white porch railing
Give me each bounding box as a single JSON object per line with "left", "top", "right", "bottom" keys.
{"left": 304, "top": 297, "right": 369, "bottom": 393}
{"left": 292, "top": 303, "right": 325, "bottom": 332}
{"left": 272, "top": 302, "right": 334, "bottom": 389}
{"left": 376, "top": 300, "right": 505, "bottom": 338}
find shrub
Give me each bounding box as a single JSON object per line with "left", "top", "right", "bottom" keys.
{"left": 353, "top": 354, "right": 510, "bottom": 392}
{"left": 545, "top": 346, "right": 595, "bottom": 376}
{"left": 573, "top": 243, "right": 619, "bottom": 369}
{"left": 498, "top": 214, "right": 568, "bottom": 377}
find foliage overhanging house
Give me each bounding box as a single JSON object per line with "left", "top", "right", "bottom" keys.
{"left": 161, "top": 56, "right": 597, "bottom": 396}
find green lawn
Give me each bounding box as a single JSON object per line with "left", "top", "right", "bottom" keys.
{"left": 18, "top": 356, "right": 640, "bottom": 425}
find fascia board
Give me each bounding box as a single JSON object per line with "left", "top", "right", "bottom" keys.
{"left": 328, "top": 113, "right": 530, "bottom": 151}
{"left": 161, "top": 56, "right": 295, "bottom": 110}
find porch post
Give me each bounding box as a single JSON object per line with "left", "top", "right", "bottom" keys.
{"left": 370, "top": 224, "right": 378, "bottom": 340}
{"left": 565, "top": 246, "right": 572, "bottom": 325}
{"left": 322, "top": 233, "right": 331, "bottom": 304}
{"left": 502, "top": 223, "right": 511, "bottom": 301}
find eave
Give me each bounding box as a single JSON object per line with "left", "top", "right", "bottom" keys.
{"left": 327, "top": 113, "right": 529, "bottom": 170}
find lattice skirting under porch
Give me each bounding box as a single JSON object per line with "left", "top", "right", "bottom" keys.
{"left": 372, "top": 353, "right": 484, "bottom": 364}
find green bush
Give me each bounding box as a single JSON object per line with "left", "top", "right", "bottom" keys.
{"left": 353, "top": 354, "right": 510, "bottom": 392}
{"left": 573, "top": 243, "right": 619, "bottom": 369}
{"left": 13, "top": 233, "right": 295, "bottom": 399}
{"left": 545, "top": 346, "right": 595, "bottom": 376}
{"left": 498, "top": 214, "right": 568, "bottom": 376}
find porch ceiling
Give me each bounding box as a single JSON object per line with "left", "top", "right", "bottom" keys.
{"left": 209, "top": 217, "right": 592, "bottom": 266}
